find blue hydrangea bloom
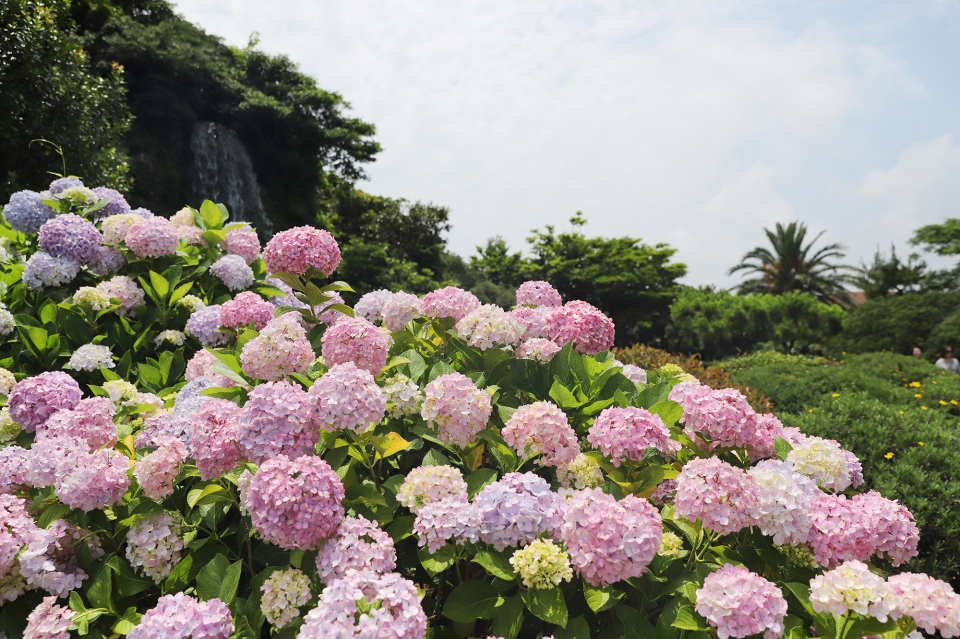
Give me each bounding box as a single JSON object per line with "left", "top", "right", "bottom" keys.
{"left": 3, "top": 190, "right": 55, "bottom": 234}
{"left": 22, "top": 251, "right": 81, "bottom": 289}
{"left": 92, "top": 186, "right": 131, "bottom": 218}
{"left": 38, "top": 213, "right": 103, "bottom": 264}
{"left": 48, "top": 177, "right": 85, "bottom": 194}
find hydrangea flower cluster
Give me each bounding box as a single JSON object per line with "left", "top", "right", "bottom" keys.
{"left": 54, "top": 446, "right": 131, "bottom": 511}
{"left": 22, "top": 251, "right": 80, "bottom": 289}
{"left": 887, "top": 573, "right": 960, "bottom": 636}
{"left": 222, "top": 227, "right": 261, "bottom": 264}
{"left": 0, "top": 368, "right": 15, "bottom": 394}
{"left": 186, "top": 304, "right": 229, "bottom": 346}
{"left": 748, "top": 459, "right": 820, "bottom": 545}
{"left": 787, "top": 436, "right": 859, "bottom": 492}
{"left": 8, "top": 371, "right": 81, "bottom": 432}
{"left": 509, "top": 306, "right": 551, "bottom": 340}
{"left": 809, "top": 560, "right": 898, "bottom": 621}
{"left": 674, "top": 457, "right": 760, "bottom": 535}
{"left": 382, "top": 373, "right": 423, "bottom": 418}
{"left": 298, "top": 571, "right": 427, "bottom": 639}
{"left": 806, "top": 494, "right": 872, "bottom": 567}
{"left": 421, "top": 286, "right": 481, "bottom": 322}
{"left": 421, "top": 372, "right": 492, "bottom": 448}
{"left": 125, "top": 513, "right": 184, "bottom": 583}
{"left": 557, "top": 453, "right": 605, "bottom": 489}
{"left": 412, "top": 497, "right": 482, "bottom": 552}
{"left": 95, "top": 275, "right": 146, "bottom": 317}
{"left": 849, "top": 491, "right": 919, "bottom": 566}
{"left": 72, "top": 286, "right": 112, "bottom": 310}
{"left": 659, "top": 531, "right": 685, "bottom": 556}
{"left": 38, "top": 213, "right": 102, "bottom": 264}
{"left": 560, "top": 489, "right": 663, "bottom": 587}
{"left": 184, "top": 350, "right": 235, "bottom": 387}
{"left": 516, "top": 337, "right": 561, "bottom": 362}
{"left": 18, "top": 519, "right": 92, "bottom": 596}
{"left": 58, "top": 186, "right": 97, "bottom": 206}
{"left": 4, "top": 190, "right": 55, "bottom": 233}
{"left": 546, "top": 300, "right": 615, "bottom": 354}
{"left": 23, "top": 596, "right": 75, "bottom": 639}
{"left": 174, "top": 377, "right": 217, "bottom": 420}
{"left": 37, "top": 396, "right": 116, "bottom": 449}
{"left": 124, "top": 217, "right": 179, "bottom": 258}
{"left": 503, "top": 401, "right": 579, "bottom": 468}
{"left": 0, "top": 303, "right": 15, "bottom": 336}
{"left": 695, "top": 564, "right": 788, "bottom": 639}
{"left": 262, "top": 226, "right": 341, "bottom": 276}
{"left": 674, "top": 385, "right": 757, "bottom": 450}
{"left": 101, "top": 213, "right": 142, "bottom": 245}
{"left": 245, "top": 455, "right": 345, "bottom": 550}
{"left": 316, "top": 515, "right": 397, "bottom": 583}
{"left": 155, "top": 329, "right": 186, "bottom": 346}
{"left": 66, "top": 343, "right": 114, "bottom": 371}
{"left": 353, "top": 289, "right": 394, "bottom": 322}
{"left": 128, "top": 593, "right": 233, "bottom": 639}
{"left": 509, "top": 538, "right": 573, "bottom": 589}
{"left": 260, "top": 568, "right": 311, "bottom": 628}
{"left": 177, "top": 294, "right": 206, "bottom": 312}
{"left": 307, "top": 363, "right": 386, "bottom": 433}
{"left": 456, "top": 304, "right": 524, "bottom": 350}
{"left": 382, "top": 291, "right": 421, "bottom": 331}
{"left": 397, "top": 465, "right": 469, "bottom": 513}
{"left": 238, "top": 381, "right": 316, "bottom": 463}
{"left": 320, "top": 316, "right": 392, "bottom": 376}
{"left": 516, "top": 280, "right": 562, "bottom": 307}
{"left": 619, "top": 363, "right": 647, "bottom": 384}
{"left": 211, "top": 254, "right": 255, "bottom": 290}
{"left": 219, "top": 291, "right": 275, "bottom": 330}
{"left": 190, "top": 399, "right": 243, "bottom": 480}
{"left": 240, "top": 313, "right": 314, "bottom": 380}
{"left": 135, "top": 436, "right": 188, "bottom": 500}
{"left": 475, "top": 473, "right": 563, "bottom": 550}
{"left": 588, "top": 406, "right": 678, "bottom": 466}
{"left": 92, "top": 187, "right": 131, "bottom": 218}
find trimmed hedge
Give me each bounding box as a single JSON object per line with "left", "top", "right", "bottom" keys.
{"left": 833, "top": 292, "right": 960, "bottom": 357}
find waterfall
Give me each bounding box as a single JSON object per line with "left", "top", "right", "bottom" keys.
{"left": 190, "top": 122, "right": 274, "bottom": 236}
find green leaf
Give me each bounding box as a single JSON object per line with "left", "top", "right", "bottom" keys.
{"left": 37, "top": 503, "right": 71, "bottom": 529}
{"left": 522, "top": 586, "right": 568, "bottom": 627}
{"left": 169, "top": 281, "right": 194, "bottom": 304}
{"left": 148, "top": 271, "right": 169, "bottom": 299}
{"left": 422, "top": 448, "right": 451, "bottom": 466}
{"left": 200, "top": 200, "right": 223, "bottom": 229}
{"left": 549, "top": 379, "right": 583, "bottom": 410}
{"left": 197, "top": 554, "right": 231, "bottom": 601}
{"left": 473, "top": 550, "right": 516, "bottom": 581}
{"left": 774, "top": 437, "right": 794, "bottom": 461}
{"left": 163, "top": 555, "right": 194, "bottom": 594}
{"left": 419, "top": 545, "right": 457, "bottom": 577}
{"left": 647, "top": 400, "right": 683, "bottom": 426}
{"left": 583, "top": 583, "right": 623, "bottom": 613}
{"left": 443, "top": 580, "right": 502, "bottom": 623}
{"left": 554, "top": 616, "right": 592, "bottom": 639}
{"left": 671, "top": 605, "right": 709, "bottom": 631}
{"left": 86, "top": 565, "right": 113, "bottom": 612}
{"left": 490, "top": 595, "right": 525, "bottom": 639}
{"left": 617, "top": 605, "right": 656, "bottom": 639}
{"left": 187, "top": 484, "right": 227, "bottom": 508}
{"left": 112, "top": 607, "right": 141, "bottom": 635}
{"left": 387, "top": 515, "right": 415, "bottom": 542}
{"left": 219, "top": 561, "right": 243, "bottom": 605}
{"left": 784, "top": 582, "right": 815, "bottom": 616}
{"left": 466, "top": 468, "right": 499, "bottom": 497}
{"left": 844, "top": 617, "right": 899, "bottom": 639}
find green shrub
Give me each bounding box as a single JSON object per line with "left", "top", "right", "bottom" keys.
{"left": 719, "top": 351, "right": 829, "bottom": 373}
{"left": 923, "top": 307, "right": 960, "bottom": 357}
{"left": 833, "top": 292, "right": 960, "bottom": 357}
{"left": 784, "top": 394, "right": 960, "bottom": 586}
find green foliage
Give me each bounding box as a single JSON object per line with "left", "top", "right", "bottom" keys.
{"left": 910, "top": 217, "right": 960, "bottom": 256}
{"left": 832, "top": 291, "right": 960, "bottom": 357}
{"left": 729, "top": 221, "right": 853, "bottom": 303}
{"left": 472, "top": 214, "right": 688, "bottom": 345}
{"left": 667, "top": 287, "right": 844, "bottom": 360}
{"left": 0, "top": 0, "right": 132, "bottom": 199}
{"left": 853, "top": 244, "right": 926, "bottom": 299}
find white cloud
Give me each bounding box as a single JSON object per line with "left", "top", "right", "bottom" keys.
{"left": 172, "top": 0, "right": 950, "bottom": 284}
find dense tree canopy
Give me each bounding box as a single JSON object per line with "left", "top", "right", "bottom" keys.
{"left": 853, "top": 245, "right": 926, "bottom": 299}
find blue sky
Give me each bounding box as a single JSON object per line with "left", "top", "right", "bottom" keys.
{"left": 173, "top": 0, "right": 960, "bottom": 286}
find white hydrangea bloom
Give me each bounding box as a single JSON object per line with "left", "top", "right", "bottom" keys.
{"left": 382, "top": 373, "right": 423, "bottom": 418}
{"left": 557, "top": 453, "right": 604, "bottom": 489}
{"left": 67, "top": 343, "right": 115, "bottom": 372}
{"left": 455, "top": 304, "right": 524, "bottom": 350}
{"left": 0, "top": 367, "right": 15, "bottom": 394}
{"left": 261, "top": 568, "right": 312, "bottom": 628}
{"left": 155, "top": 330, "right": 186, "bottom": 347}
{"left": 787, "top": 437, "right": 854, "bottom": 492}
{"left": 73, "top": 286, "right": 112, "bottom": 311}
{"left": 125, "top": 513, "right": 184, "bottom": 583}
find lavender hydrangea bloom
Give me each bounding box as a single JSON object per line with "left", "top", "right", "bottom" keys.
{"left": 173, "top": 377, "right": 219, "bottom": 419}
{"left": 48, "top": 177, "right": 84, "bottom": 194}
{"left": 129, "top": 593, "right": 233, "bottom": 639}
{"left": 130, "top": 207, "right": 155, "bottom": 218}
{"left": 211, "top": 254, "right": 255, "bottom": 291}
{"left": 315, "top": 515, "right": 396, "bottom": 583}
{"left": 38, "top": 213, "right": 103, "bottom": 264}
{"left": 8, "top": 372, "right": 82, "bottom": 432}
{"left": 87, "top": 245, "right": 127, "bottom": 276}
{"left": 3, "top": 190, "right": 56, "bottom": 234}
{"left": 23, "top": 596, "right": 75, "bottom": 639}
{"left": 92, "top": 187, "right": 131, "bottom": 218}
{"left": 22, "top": 251, "right": 80, "bottom": 289}
{"left": 474, "top": 472, "right": 563, "bottom": 550}
{"left": 186, "top": 305, "right": 230, "bottom": 347}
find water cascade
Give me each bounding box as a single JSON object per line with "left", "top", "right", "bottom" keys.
{"left": 190, "top": 122, "right": 274, "bottom": 235}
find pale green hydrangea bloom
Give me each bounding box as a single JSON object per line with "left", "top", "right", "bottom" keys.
{"left": 509, "top": 539, "right": 574, "bottom": 590}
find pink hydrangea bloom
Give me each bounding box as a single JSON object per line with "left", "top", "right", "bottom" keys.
{"left": 503, "top": 401, "right": 579, "bottom": 467}
{"left": 619, "top": 364, "right": 647, "bottom": 384}
{"left": 806, "top": 493, "right": 873, "bottom": 567}
{"left": 125, "top": 216, "right": 179, "bottom": 258}
{"left": 560, "top": 488, "right": 663, "bottom": 587}
{"left": 19, "top": 519, "right": 91, "bottom": 596}
{"left": 320, "top": 316, "right": 392, "bottom": 376}
{"left": 298, "top": 571, "right": 427, "bottom": 639}
{"left": 413, "top": 496, "right": 482, "bottom": 553}
{"left": 8, "top": 371, "right": 81, "bottom": 432}
{"left": 516, "top": 280, "right": 562, "bottom": 307}
{"left": 102, "top": 213, "right": 144, "bottom": 246}
{"left": 421, "top": 286, "right": 481, "bottom": 322}
{"left": 238, "top": 381, "right": 316, "bottom": 463}
{"left": 220, "top": 291, "right": 275, "bottom": 330}
{"left": 516, "top": 337, "right": 561, "bottom": 362}
{"left": 748, "top": 413, "right": 786, "bottom": 460}
{"left": 21, "top": 435, "right": 85, "bottom": 488}
{"left": 748, "top": 459, "right": 820, "bottom": 545}
{"left": 695, "top": 565, "right": 788, "bottom": 639}
{"left": 177, "top": 225, "right": 207, "bottom": 247}
{"left": 546, "top": 300, "right": 615, "bottom": 354}
{"left": 382, "top": 291, "right": 421, "bottom": 331}
{"left": 24, "top": 596, "right": 74, "bottom": 639}
{"left": 184, "top": 349, "right": 236, "bottom": 387}
{"left": 190, "top": 399, "right": 243, "bottom": 480}
{"left": 262, "top": 226, "right": 341, "bottom": 276}
{"left": 676, "top": 385, "right": 758, "bottom": 451}
{"left": 96, "top": 275, "right": 146, "bottom": 317}
{"left": 456, "top": 304, "right": 524, "bottom": 350}
{"left": 241, "top": 313, "right": 315, "bottom": 381}
{"left": 37, "top": 396, "right": 116, "bottom": 450}
{"left": 221, "top": 227, "right": 261, "bottom": 264}
{"left": 887, "top": 573, "right": 960, "bottom": 637}
{"left": 809, "top": 560, "right": 899, "bottom": 621}
{"left": 129, "top": 592, "right": 233, "bottom": 639}
{"left": 353, "top": 289, "right": 394, "bottom": 323}
{"left": 306, "top": 362, "right": 386, "bottom": 433}
{"left": 211, "top": 254, "right": 254, "bottom": 290}
{"left": 245, "top": 455, "right": 345, "bottom": 550}
{"left": 135, "top": 436, "right": 188, "bottom": 500}
{"left": 0, "top": 445, "right": 30, "bottom": 494}
{"left": 125, "top": 513, "right": 183, "bottom": 583}
{"left": 509, "top": 306, "right": 551, "bottom": 340}
{"left": 54, "top": 447, "right": 130, "bottom": 511}
{"left": 316, "top": 515, "right": 396, "bottom": 583}
{"left": 421, "top": 372, "right": 492, "bottom": 448}
{"left": 474, "top": 472, "right": 563, "bottom": 550}
{"left": 852, "top": 491, "right": 919, "bottom": 566}
{"left": 587, "top": 406, "right": 678, "bottom": 466}
{"left": 674, "top": 457, "right": 760, "bottom": 535}
{"left": 397, "top": 465, "right": 469, "bottom": 513}
{"left": 136, "top": 411, "right": 192, "bottom": 453}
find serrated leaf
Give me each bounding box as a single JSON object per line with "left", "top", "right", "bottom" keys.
{"left": 444, "top": 580, "right": 501, "bottom": 622}
{"left": 473, "top": 550, "right": 516, "bottom": 581}
{"left": 522, "top": 586, "right": 568, "bottom": 627}
{"left": 583, "top": 583, "right": 624, "bottom": 613}
{"left": 774, "top": 437, "right": 794, "bottom": 461}
{"left": 419, "top": 545, "right": 457, "bottom": 577}
{"left": 671, "top": 605, "right": 709, "bottom": 631}
{"left": 219, "top": 561, "right": 243, "bottom": 605}
{"left": 648, "top": 400, "right": 683, "bottom": 426}
{"left": 422, "top": 448, "right": 451, "bottom": 466}
{"left": 197, "top": 554, "right": 230, "bottom": 601}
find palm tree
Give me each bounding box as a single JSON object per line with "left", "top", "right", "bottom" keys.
{"left": 729, "top": 221, "right": 853, "bottom": 303}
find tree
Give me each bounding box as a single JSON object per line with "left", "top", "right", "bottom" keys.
{"left": 909, "top": 218, "right": 960, "bottom": 292}
{"left": 729, "top": 221, "right": 853, "bottom": 303}
{"left": 0, "top": 0, "right": 132, "bottom": 200}
{"left": 853, "top": 244, "right": 926, "bottom": 299}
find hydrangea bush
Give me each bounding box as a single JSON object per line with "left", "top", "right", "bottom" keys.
{"left": 0, "top": 178, "right": 957, "bottom": 638}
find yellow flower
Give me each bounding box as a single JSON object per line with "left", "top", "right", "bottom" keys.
{"left": 842, "top": 351, "right": 847, "bottom": 355}
{"left": 940, "top": 400, "right": 949, "bottom": 406}
{"left": 918, "top": 442, "right": 924, "bottom": 446}
{"left": 808, "top": 409, "right": 815, "bottom": 413}
{"left": 909, "top": 381, "right": 921, "bottom": 388}
{"left": 932, "top": 380, "right": 938, "bottom": 385}
{"left": 884, "top": 452, "right": 895, "bottom": 460}
{"left": 899, "top": 410, "right": 905, "bottom": 415}
{"left": 951, "top": 400, "right": 958, "bottom": 405}
{"left": 915, "top": 394, "right": 923, "bottom": 398}
{"left": 921, "top": 406, "right": 929, "bottom": 410}
{"left": 831, "top": 393, "right": 841, "bottom": 398}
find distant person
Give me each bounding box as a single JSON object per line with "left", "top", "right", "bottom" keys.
{"left": 912, "top": 347, "right": 923, "bottom": 359}
{"left": 935, "top": 346, "right": 960, "bottom": 374}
